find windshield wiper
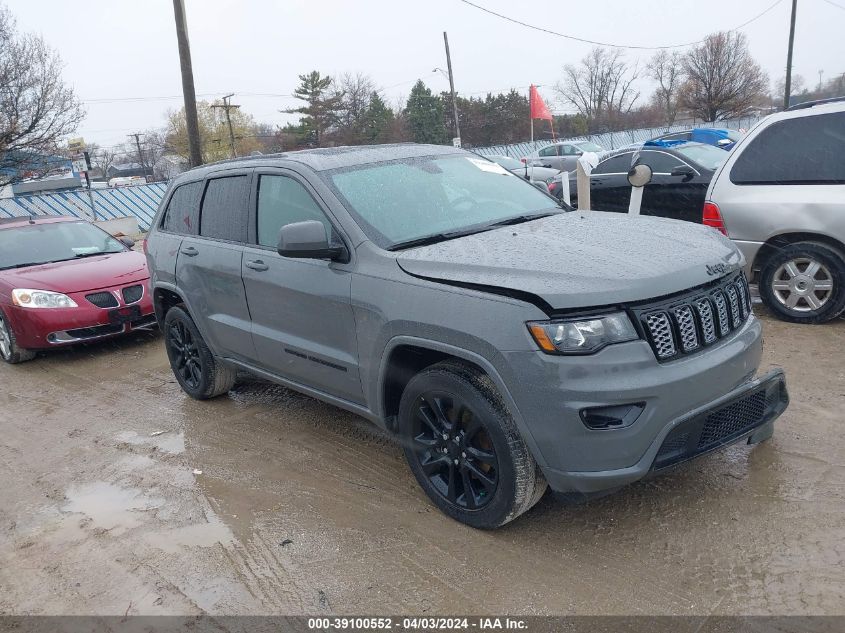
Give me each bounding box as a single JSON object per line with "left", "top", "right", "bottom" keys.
{"left": 74, "top": 251, "right": 114, "bottom": 258}
{"left": 487, "top": 210, "right": 563, "bottom": 227}
{"left": 0, "top": 260, "right": 59, "bottom": 270}
{"left": 388, "top": 210, "right": 564, "bottom": 251}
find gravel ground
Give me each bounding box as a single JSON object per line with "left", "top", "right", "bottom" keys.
{"left": 1, "top": 306, "right": 843, "bottom": 616}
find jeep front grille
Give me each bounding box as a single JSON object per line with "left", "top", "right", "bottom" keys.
{"left": 637, "top": 272, "right": 752, "bottom": 362}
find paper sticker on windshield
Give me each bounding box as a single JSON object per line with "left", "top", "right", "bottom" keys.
{"left": 466, "top": 157, "right": 513, "bottom": 175}
{"left": 72, "top": 247, "right": 100, "bottom": 255}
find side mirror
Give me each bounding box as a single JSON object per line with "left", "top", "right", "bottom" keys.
{"left": 670, "top": 164, "right": 696, "bottom": 179}
{"left": 277, "top": 220, "right": 348, "bottom": 262}
{"left": 627, "top": 163, "right": 653, "bottom": 188}
{"left": 119, "top": 236, "right": 135, "bottom": 249}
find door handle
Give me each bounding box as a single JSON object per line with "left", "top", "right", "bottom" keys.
{"left": 245, "top": 259, "right": 269, "bottom": 272}
{"left": 180, "top": 246, "right": 198, "bottom": 257}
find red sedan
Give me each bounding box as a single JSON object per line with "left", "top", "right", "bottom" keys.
{"left": 0, "top": 216, "right": 155, "bottom": 364}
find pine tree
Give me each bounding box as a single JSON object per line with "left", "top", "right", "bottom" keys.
{"left": 283, "top": 71, "right": 344, "bottom": 146}
{"left": 363, "top": 92, "right": 394, "bottom": 143}
{"left": 405, "top": 80, "right": 448, "bottom": 145}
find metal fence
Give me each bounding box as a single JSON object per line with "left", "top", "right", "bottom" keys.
{"left": 471, "top": 115, "right": 765, "bottom": 159}
{"left": 0, "top": 182, "right": 167, "bottom": 231}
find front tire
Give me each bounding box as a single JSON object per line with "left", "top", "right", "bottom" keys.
{"left": 163, "top": 306, "right": 236, "bottom": 399}
{"left": 0, "top": 312, "right": 36, "bottom": 364}
{"left": 398, "top": 361, "right": 546, "bottom": 529}
{"left": 759, "top": 242, "right": 845, "bottom": 324}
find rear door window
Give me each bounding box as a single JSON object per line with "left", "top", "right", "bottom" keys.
{"left": 593, "top": 153, "right": 634, "bottom": 175}
{"left": 199, "top": 175, "right": 250, "bottom": 242}
{"left": 256, "top": 175, "right": 332, "bottom": 248}
{"left": 730, "top": 111, "right": 845, "bottom": 185}
{"left": 160, "top": 181, "right": 202, "bottom": 235}
{"left": 639, "top": 151, "right": 688, "bottom": 174}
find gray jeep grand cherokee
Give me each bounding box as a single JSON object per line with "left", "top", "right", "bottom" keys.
{"left": 146, "top": 144, "right": 788, "bottom": 528}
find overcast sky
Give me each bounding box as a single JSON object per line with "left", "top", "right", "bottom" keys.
{"left": 6, "top": 0, "right": 845, "bottom": 149}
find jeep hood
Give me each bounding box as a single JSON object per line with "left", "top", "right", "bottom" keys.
{"left": 395, "top": 212, "right": 742, "bottom": 311}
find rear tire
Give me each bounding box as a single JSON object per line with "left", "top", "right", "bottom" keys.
{"left": 398, "top": 361, "right": 546, "bottom": 529}
{"left": 0, "top": 313, "right": 36, "bottom": 364}
{"left": 163, "top": 306, "right": 236, "bottom": 399}
{"left": 759, "top": 242, "right": 845, "bottom": 324}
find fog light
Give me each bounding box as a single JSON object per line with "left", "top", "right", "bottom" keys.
{"left": 580, "top": 403, "right": 645, "bottom": 430}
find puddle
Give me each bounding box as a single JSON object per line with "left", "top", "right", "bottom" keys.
{"left": 144, "top": 508, "right": 235, "bottom": 554}
{"left": 115, "top": 430, "right": 185, "bottom": 454}
{"left": 62, "top": 482, "right": 163, "bottom": 533}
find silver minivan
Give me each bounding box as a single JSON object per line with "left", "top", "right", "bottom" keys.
{"left": 705, "top": 98, "right": 845, "bottom": 323}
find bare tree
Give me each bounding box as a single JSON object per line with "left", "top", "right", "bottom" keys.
{"left": 555, "top": 47, "right": 639, "bottom": 133}
{"left": 681, "top": 32, "right": 768, "bottom": 122}
{"left": 649, "top": 50, "right": 685, "bottom": 129}
{"left": 0, "top": 5, "right": 84, "bottom": 185}
{"left": 90, "top": 144, "right": 118, "bottom": 179}
{"left": 334, "top": 72, "right": 378, "bottom": 144}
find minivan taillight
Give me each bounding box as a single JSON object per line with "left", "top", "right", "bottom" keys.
{"left": 703, "top": 201, "right": 727, "bottom": 236}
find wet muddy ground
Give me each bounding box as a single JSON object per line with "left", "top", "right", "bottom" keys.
{"left": 1, "top": 307, "right": 843, "bottom": 616}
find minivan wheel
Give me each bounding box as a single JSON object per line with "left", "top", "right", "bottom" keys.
{"left": 759, "top": 243, "right": 845, "bottom": 324}
{"left": 398, "top": 361, "right": 546, "bottom": 529}
{"left": 0, "top": 313, "right": 35, "bottom": 364}
{"left": 163, "top": 306, "right": 236, "bottom": 399}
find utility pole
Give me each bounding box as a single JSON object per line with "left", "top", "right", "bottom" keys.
{"left": 211, "top": 94, "right": 240, "bottom": 158}
{"left": 173, "top": 0, "right": 203, "bottom": 167}
{"left": 129, "top": 133, "right": 148, "bottom": 180}
{"left": 818, "top": 69, "right": 824, "bottom": 92}
{"left": 783, "top": 0, "right": 798, "bottom": 110}
{"left": 442, "top": 32, "right": 461, "bottom": 147}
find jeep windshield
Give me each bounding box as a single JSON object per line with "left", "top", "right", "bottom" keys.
{"left": 324, "top": 154, "right": 561, "bottom": 250}
{"left": 0, "top": 221, "right": 125, "bottom": 270}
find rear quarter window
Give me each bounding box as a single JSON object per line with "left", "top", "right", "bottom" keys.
{"left": 160, "top": 181, "right": 202, "bottom": 235}
{"left": 730, "top": 111, "right": 845, "bottom": 185}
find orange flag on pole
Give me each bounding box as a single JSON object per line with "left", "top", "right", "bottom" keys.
{"left": 529, "top": 85, "right": 553, "bottom": 121}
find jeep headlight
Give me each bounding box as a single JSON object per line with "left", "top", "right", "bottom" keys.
{"left": 12, "top": 289, "right": 78, "bottom": 309}
{"left": 527, "top": 312, "right": 638, "bottom": 354}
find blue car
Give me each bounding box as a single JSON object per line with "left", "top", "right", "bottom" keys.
{"left": 652, "top": 128, "right": 743, "bottom": 150}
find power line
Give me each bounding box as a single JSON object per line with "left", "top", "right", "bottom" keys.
{"left": 456, "top": 0, "right": 786, "bottom": 50}
{"left": 820, "top": 0, "right": 845, "bottom": 11}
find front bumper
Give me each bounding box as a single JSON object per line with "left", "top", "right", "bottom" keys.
{"left": 551, "top": 370, "right": 788, "bottom": 496}
{"left": 8, "top": 283, "right": 155, "bottom": 349}
{"left": 500, "top": 314, "right": 787, "bottom": 493}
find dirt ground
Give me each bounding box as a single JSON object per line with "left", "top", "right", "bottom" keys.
{"left": 1, "top": 306, "right": 843, "bottom": 616}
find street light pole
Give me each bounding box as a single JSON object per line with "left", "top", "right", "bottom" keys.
{"left": 442, "top": 32, "right": 461, "bottom": 146}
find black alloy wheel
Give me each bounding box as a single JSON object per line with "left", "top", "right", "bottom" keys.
{"left": 163, "top": 306, "right": 236, "bottom": 399}
{"left": 410, "top": 391, "right": 499, "bottom": 510}
{"left": 398, "top": 361, "right": 546, "bottom": 529}
{"left": 167, "top": 318, "right": 202, "bottom": 390}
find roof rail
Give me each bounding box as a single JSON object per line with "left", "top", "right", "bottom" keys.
{"left": 786, "top": 96, "right": 845, "bottom": 111}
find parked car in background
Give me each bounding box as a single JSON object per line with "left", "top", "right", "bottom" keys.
{"left": 0, "top": 216, "right": 155, "bottom": 363}
{"left": 524, "top": 140, "right": 605, "bottom": 171}
{"left": 483, "top": 154, "right": 559, "bottom": 183}
{"left": 145, "top": 143, "right": 787, "bottom": 529}
{"left": 548, "top": 140, "right": 728, "bottom": 223}
{"left": 652, "top": 128, "right": 742, "bottom": 150}
{"left": 705, "top": 97, "right": 845, "bottom": 324}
